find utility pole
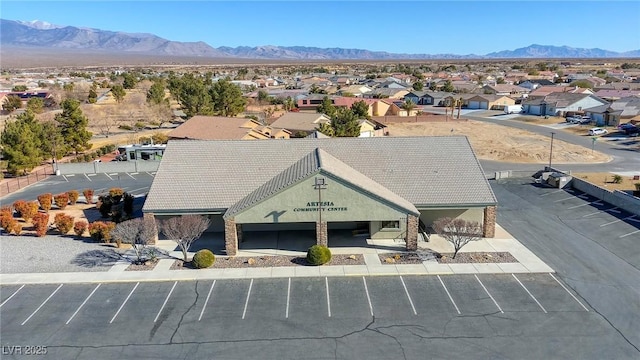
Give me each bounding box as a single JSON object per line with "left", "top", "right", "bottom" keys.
{"left": 548, "top": 132, "right": 555, "bottom": 170}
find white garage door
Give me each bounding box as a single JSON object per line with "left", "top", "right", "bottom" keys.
{"left": 468, "top": 101, "right": 480, "bottom": 109}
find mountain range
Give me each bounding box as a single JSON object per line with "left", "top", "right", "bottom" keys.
{"left": 2, "top": 19, "right": 639, "bottom": 60}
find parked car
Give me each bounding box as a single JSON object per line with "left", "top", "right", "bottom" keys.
{"left": 588, "top": 128, "right": 608, "bottom": 136}
{"left": 577, "top": 116, "right": 592, "bottom": 124}
{"left": 625, "top": 126, "right": 640, "bottom": 136}
{"left": 618, "top": 123, "right": 638, "bottom": 131}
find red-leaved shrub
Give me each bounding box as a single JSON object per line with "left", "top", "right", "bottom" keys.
{"left": 32, "top": 213, "right": 50, "bottom": 237}
{"left": 54, "top": 193, "right": 69, "bottom": 210}
{"left": 37, "top": 193, "right": 53, "bottom": 212}
{"left": 83, "top": 189, "right": 94, "bottom": 204}
{"left": 54, "top": 213, "right": 74, "bottom": 234}
{"left": 74, "top": 221, "right": 88, "bottom": 237}
{"left": 88, "top": 221, "right": 116, "bottom": 242}
{"left": 21, "top": 202, "right": 39, "bottom": 222}
{"left": 67, "top": 190, "right": 79, "bottom": 205}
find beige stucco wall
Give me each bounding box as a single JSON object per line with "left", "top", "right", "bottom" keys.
{"left": 419, "top": 207, "right": 484, "bottom": 228}
{"left": 233, "top": 173, "right": 409, "bottom": 224}
{"left": 369, "top": 220, "right": 405, "bottom": 239}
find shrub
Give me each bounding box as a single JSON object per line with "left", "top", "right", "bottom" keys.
{"left": 54, "top": 213, "right": 74, "bottom": 234}
{"left": 109, "top": 188, "right": 124, "bottom": 202}
{"left": 88, "top": 221, "right": 116, "bottom": 242}
{"left": 54, "top": 193, "right": 69, "bottom": 210}
{"left": 306, "top": 245, "right": 332, "bottom": 265}
{"left": 74, "top": 221, "right": 88, "bottom": 237}
{"left": 191, "top": 249, "right": 215, "bottom": 269}
{"left": 32, "top": 213, "right": 50, "bottom": 237}
{"left": 119, "top": 124, "right": 133, "bottom": 131}
{"left": 83, "top": 154, "right": 91, "bottom": 162}
{"left": 6, "top": 219, "right": 22, "bottom": 235}
{"left": 67, "top": 190, "right": 80, "bottom": 205}
{"left": 0, "top": 208, "right": 14, "bottom": 231}
{"left": 97, "top": 195, "right": 115, "bottom": 218}
{"left": 612, "top": 174, "right": 623, "bottom": 184}
{"left": 13, "top": 200, "right": 26, "bottom": 217}
{"left": 635, "top": 183, "right": 640, "bottom": 191}
{"left": 37, "top": 193, "right": 53, "bottom": 212}
{"left": 83, "top": 189, "right": 94, "bottom": 204}
{"left": 21, "top": 202, "right": 39, "bottom": 222}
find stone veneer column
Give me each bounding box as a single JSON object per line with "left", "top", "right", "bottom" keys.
{"left": 224, "top": 218, "right": 238, "bottom": 256}
{"left": 143, "top": 212, "right": 158, "bottom": 244}
{"left": 483, "top": 206, "right": 497, "bottom": 238}
{"left": 236, "top": 224, "right": 243, "bottom": 243}
{"left": 405, "top": 214, "right": 418, "bottom": 251}
{"left": 316, "top": 221, "right": 328, "bottom": 247}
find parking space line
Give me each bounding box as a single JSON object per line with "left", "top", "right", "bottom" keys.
{"left": 0, "top": 284, "right": 25, "bottom": 308}
{"left": 600, "top": 216, "right": 636, "bottom": 227}
{"left": 285, "top": 278, "right": 291, "bottom": 319}
{"left": 512, "top": 274, "right": 547, "bottom": 313}
{"left": 325, "top": 277, "right": 331, "bottom": 317}
{"left": 83, "top": 174, "right": 92, "bottom": 181}
{"left": 21, "top": 284, "right": 63, "bottom": 326}
{"left": 437, "top": 275, "right": 460, "bottom": 315}
{"left": 553, "top": 197, "right": 575, "bottom": 203}
{"left": 146, "top": 172, "right": 155, "bottom": 177}
{"left": 582, "top": 211, "right": 601, "bottom": 217}
{"left": 110, "top": 282, "right": 139, "bottom": 324}
{"left": 606, "top": 207, "right": 621, "bottom": 214}
{"left": 549, "top": 274, "right": 589, "bottom": 312}
{"left": 620, "top": 229, "right": 640, "bottom": 238}
{"left": 198, "top": 280, "right": 216, "bottom": 321}
{"left": 567, "top": 203, "right": 590, "bottom": 209}
{"left": 130, "top": 172, "right": 139, "bottom": 175}
{"left": 474, "top": 275, "right": 503, "bottom": 314}
{"left": 362, "top": 277, "right": 374, "bottom": 317}
{"left": 62, "top": 175, "right": 69, "bottom": 182}
{"left": 66, "top": 284, "right": 101, "bottom": 324}
{"left": 399, "top": 276, "right": 417, "bottom": 315}
{"left": 104, "top": 173, "right": 113, "bottom": 180}
{"left": 540, "top": 190, "right": 563, "bottom": 197}
{"left": 126, "top": 173, "right": 136, "bottom": 180}
{"left": 154, "top": 281, "right": 177, "bottom": 323}
{"left": 577, "top": 194, "right": 589, "bottom": 199}
{"left": 565, "top": 189, "right": 575, "bottom": 193}
{"left": 241, "top": 279, "right": 253, "bottom": 320}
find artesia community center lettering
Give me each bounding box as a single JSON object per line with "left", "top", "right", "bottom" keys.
{"left": 293, "top": 201, "right": 347, "bottom": 212}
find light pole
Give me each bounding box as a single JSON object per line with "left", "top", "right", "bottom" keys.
{"left": 548, "top": 132, "right": 555, "bottom": 170}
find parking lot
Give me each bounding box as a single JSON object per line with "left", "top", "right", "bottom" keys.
{"left": 505, "top": 181, "right": 640, "bottom": 269}
{"left": 0, "top": 172, "right": 155, "bottom": 205}
{"left": 2, "top": 274, "right": 634, "bottom": 359}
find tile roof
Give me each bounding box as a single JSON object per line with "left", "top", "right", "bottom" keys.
{"left": 270, "top": 113, "right": 331, "bottom": 132}
{"left": 224, "top": 148, "right": 419, "bottom": 218}
{"left": 168, "top": 116, "right": 277, "bottom": 140}
{"left": 143, "top": 136, "right": 497, "bottom": 213}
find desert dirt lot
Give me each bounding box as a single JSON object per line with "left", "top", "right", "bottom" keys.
{"left": 572, "top": 172, "right": 640, "bottom": 192}
{"left": 386, "top": 120, "right": 611, "bottom": 164}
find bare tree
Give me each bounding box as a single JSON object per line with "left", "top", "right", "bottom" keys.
{"left": 433, "top": 217, "right": 483, "bottom": 259}
{"left": 111, "top": 217, "right": 157, "bottom": 264}
{"left": 158, "top": 215, "right": 211, "bottom": 261}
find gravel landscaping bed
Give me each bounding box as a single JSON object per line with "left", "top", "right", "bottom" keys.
{"left": 125, "top": 259, "right": 159, "bottom": 271}
{"left": 379, "top": 252, "right": 518, "bottom": 264}
{"left": 0, "top": 235, "right": 124, "bottom": 273}
{"left": 171, "top": 254, "right": 365, "bottom": 269}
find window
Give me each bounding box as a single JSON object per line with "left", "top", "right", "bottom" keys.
{"left": 381, "top": 221, "right": 400, "bottom": 229}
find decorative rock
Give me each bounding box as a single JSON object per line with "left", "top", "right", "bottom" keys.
{"left": 384, "top": 257, "right": 395, "bottom": 263}
{"left": 247, "top": 258, "right": 256, "bottom": 265}
{"left": 348, "top": 255, "right": 357, "bottom": 260}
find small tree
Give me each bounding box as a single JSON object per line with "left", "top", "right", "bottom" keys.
{"left": 158, "top": 215, "right": 211, "bottom": 261}
{"left": 37, "top": 193, "right": 53, "bottom": 212}
{"left": 111, "top": 217, "right": 156, "bottom": 264}
{"left": 433, "top": 217, "right": 483, "bottom": 259}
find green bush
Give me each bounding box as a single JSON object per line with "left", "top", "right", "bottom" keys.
{"left": 306, "top": 245, "right": 332, "bottom": 265}
{"left": 612, "top": 174, "right": 623, "bottom": 184}
{"left": 192, "top": 249, "right": 215, "bottom": 269}
{"left": 119, "top": 124, "right": 133, "bottom": 131}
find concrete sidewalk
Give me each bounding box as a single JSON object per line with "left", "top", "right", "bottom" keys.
{"left": 0, "top": 225, "right": 554, "bottom": 285}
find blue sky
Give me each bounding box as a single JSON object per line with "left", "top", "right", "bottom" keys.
{"left": 2, "top": 1, "right": 639, "bottom": 54}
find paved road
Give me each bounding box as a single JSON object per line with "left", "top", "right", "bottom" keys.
{"left": 491, "top": 177, "right": 640, "bottom": 356}
{"left": 1, "top": 273, "right": 632, "bottom": 360}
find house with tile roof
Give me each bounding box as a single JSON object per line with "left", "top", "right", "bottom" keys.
{"left": 269, "top": 112, "right": 332, "bottom": 134}
{"left": 522, "top": 93, "right": 609, "bottom": 116}
{"left": 143, "top": 137, "right": 497, "bottom": 255}
{"left": 168, "top": 116, "right": 290, "bottom": 140}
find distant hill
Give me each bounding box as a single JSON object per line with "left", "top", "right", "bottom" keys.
{"left": 1, "top": 19, "right": 638, "bottom": 60}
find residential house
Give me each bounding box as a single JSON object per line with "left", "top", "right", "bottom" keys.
{"left": 583, "top": 104, "right": 621, "bottom": 127}
{"left": 518, "top": 79, "right": 555, "bottom": 90}
{"left": 528, "top": 86, "right": 593, "bottom": 98}
{"left": 364, "top": 88, "right": 409, "bottom": 100}
{"left": 481, "top": 84, "right": 529, "bottom": 96}
{"left": 593, "top": 89, "right": 640, "bottom": 102}
{"left": 608, "top": 96, "right": 640, "bottom": 119}
{"left": 270, "top": 112, "right": 331, "bottom": 134}
{"left": 405, "top": 91, "right": 455, "bottom": 106}
{"left": 338, "top": 84, "right": 373, "bottom": 97}
{"left": 451, "top": 81, "right": 480, "bottom": 93}
{"left": 522, "top": 93, "right": 609, "bottom": 116}
{"left": 168, "top": 116, "right": 290, "bottom": 140}
{"left": 466, "top": 95, "right": 516, "bottom": 110}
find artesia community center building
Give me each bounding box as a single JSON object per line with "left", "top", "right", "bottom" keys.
{"left": 142, "top": 136, "right": 497, "bottom": 255}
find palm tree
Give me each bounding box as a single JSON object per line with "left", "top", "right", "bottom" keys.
{"left": 401, "top": 99, "right": 417, "bottom": 116}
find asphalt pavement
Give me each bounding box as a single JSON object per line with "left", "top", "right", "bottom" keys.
{"left": 3, "top": 274, "right": 631, "bottom": 360}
